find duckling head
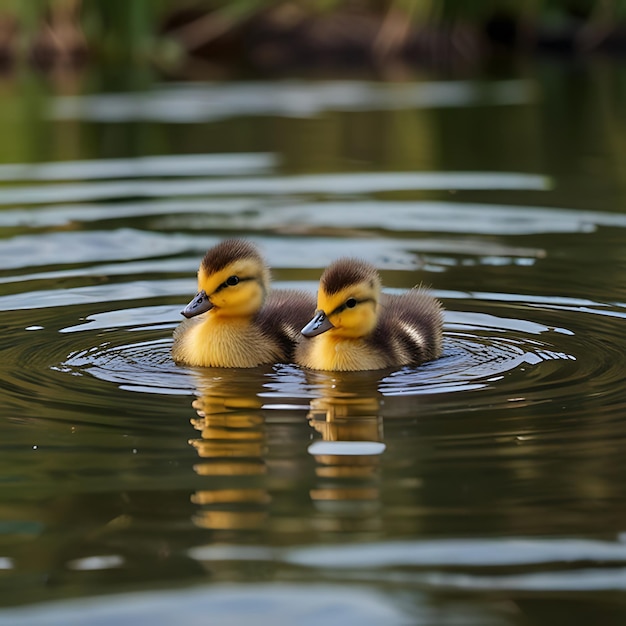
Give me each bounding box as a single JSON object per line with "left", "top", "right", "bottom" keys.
{"left": 302, "top": 258, "right": 381, "bottom": 339}
{"left": 182, "top": 239, "right": 270, "bottom": 319}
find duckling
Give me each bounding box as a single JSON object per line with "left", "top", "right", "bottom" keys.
{"left": 172, "top": 239, "right": 315, "bottom": 368}
{"left": 295, "top": 258, "right": 443, "bottom": 371}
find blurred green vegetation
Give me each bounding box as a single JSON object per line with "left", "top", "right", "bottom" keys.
{"left": 0, "top": 0, "right": 624, "bottom": 71}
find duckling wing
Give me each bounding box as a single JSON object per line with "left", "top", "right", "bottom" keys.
{"left": 376, "top": 289, "right": 443, "bottom": 365}
{"left": 256, "top": 289, "right": 316, "bottom": 361}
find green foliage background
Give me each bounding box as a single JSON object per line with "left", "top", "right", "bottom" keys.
{"left": 0, "top": 0, "right": 624, "bottom": 66}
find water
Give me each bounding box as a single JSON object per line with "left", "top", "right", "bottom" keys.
{"left": 1, "top": 63, "right": 626, "bottom": 624}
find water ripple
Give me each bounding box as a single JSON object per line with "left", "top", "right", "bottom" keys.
{"left": 51, "top": 79, "right": 537, "bottom": 123}
{"left": 60, "top": 338, "right": 192, "bottom": 395}
{"left": 0, "top": 153, "right": 277, "bottom": 182}
{"left": 58, "top": 304, "right": 579, "bottom": 403}
{"left": 0, "top": 172, "right": 549, "bottom": 206}
{"left": 192, "top": 536, "right": 626, "bottom": 568}
{"left": 186, "top": 537, "right": 626, "bottom": 593}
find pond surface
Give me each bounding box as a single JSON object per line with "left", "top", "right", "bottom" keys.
{"left": 1, "top": 62, "right": 626, "bottom": 625}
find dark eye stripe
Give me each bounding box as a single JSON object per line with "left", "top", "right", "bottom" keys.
{"left": 213, "top": 275, "right": 253, "bottom": 294}
{"left": 329, "top": 297, "right": 374, "bottom": 316}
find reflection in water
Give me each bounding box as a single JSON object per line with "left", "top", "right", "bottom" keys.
{"left": 187, "top": 366, "right": 388, "bottom": 533}
{"left": 305, "top": 375, "right": 386, "bottom": 529}
{"left": 188, "top": 369, "right": 270, "bottom": 531}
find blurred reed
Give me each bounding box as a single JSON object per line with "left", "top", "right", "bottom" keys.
{"left": 0, "top": 1, "right": 624, "bottom": 71}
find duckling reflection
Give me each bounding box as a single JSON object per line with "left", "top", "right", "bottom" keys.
{"left": 188, "top": 367, "right": 271, "bottom": 531}
{"left": 305, "top": 372, "right": 386, "bottom": 528}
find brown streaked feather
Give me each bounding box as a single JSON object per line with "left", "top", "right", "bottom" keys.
{"left": 320, "top": 258, "right": 379, "bottom": 295}
{"left": 372, "top": 290, "right": 444, "bottom": 366}
{"left": 201, "top": 239, "right": 262, "bottom": 274}
{"left": 257, "top": 289, "right": 316, "bottom": 361}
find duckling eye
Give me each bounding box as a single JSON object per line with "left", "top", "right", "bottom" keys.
{"left": 345, "top": 298, "right": 357, "bottom": 309}
{"left": 226, "top": 275, "right": 239, "bottom": 286}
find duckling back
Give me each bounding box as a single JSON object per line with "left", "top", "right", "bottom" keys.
{"left": 374, "top": 289, "right": 443, "bottom": 366}
{"left": 257, "top": 288, "right": 317, "bottom": 362}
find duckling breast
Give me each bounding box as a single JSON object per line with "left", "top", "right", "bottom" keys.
{"left": 295, "top": 333, "right": 393, "bottom": 371}
{"left": 172, "top": 315, "right": 282, "bottom": 368}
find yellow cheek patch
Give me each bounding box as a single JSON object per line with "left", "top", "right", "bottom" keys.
{"left": 316, "top": 291, "right": 345, "bottom": 318}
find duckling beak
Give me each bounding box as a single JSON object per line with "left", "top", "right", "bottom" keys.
{"left": 181, "top": 290, "right": 213, "bottom": 318}
{"left": 301, "top": 310, "right": 334, "bottom": 337}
